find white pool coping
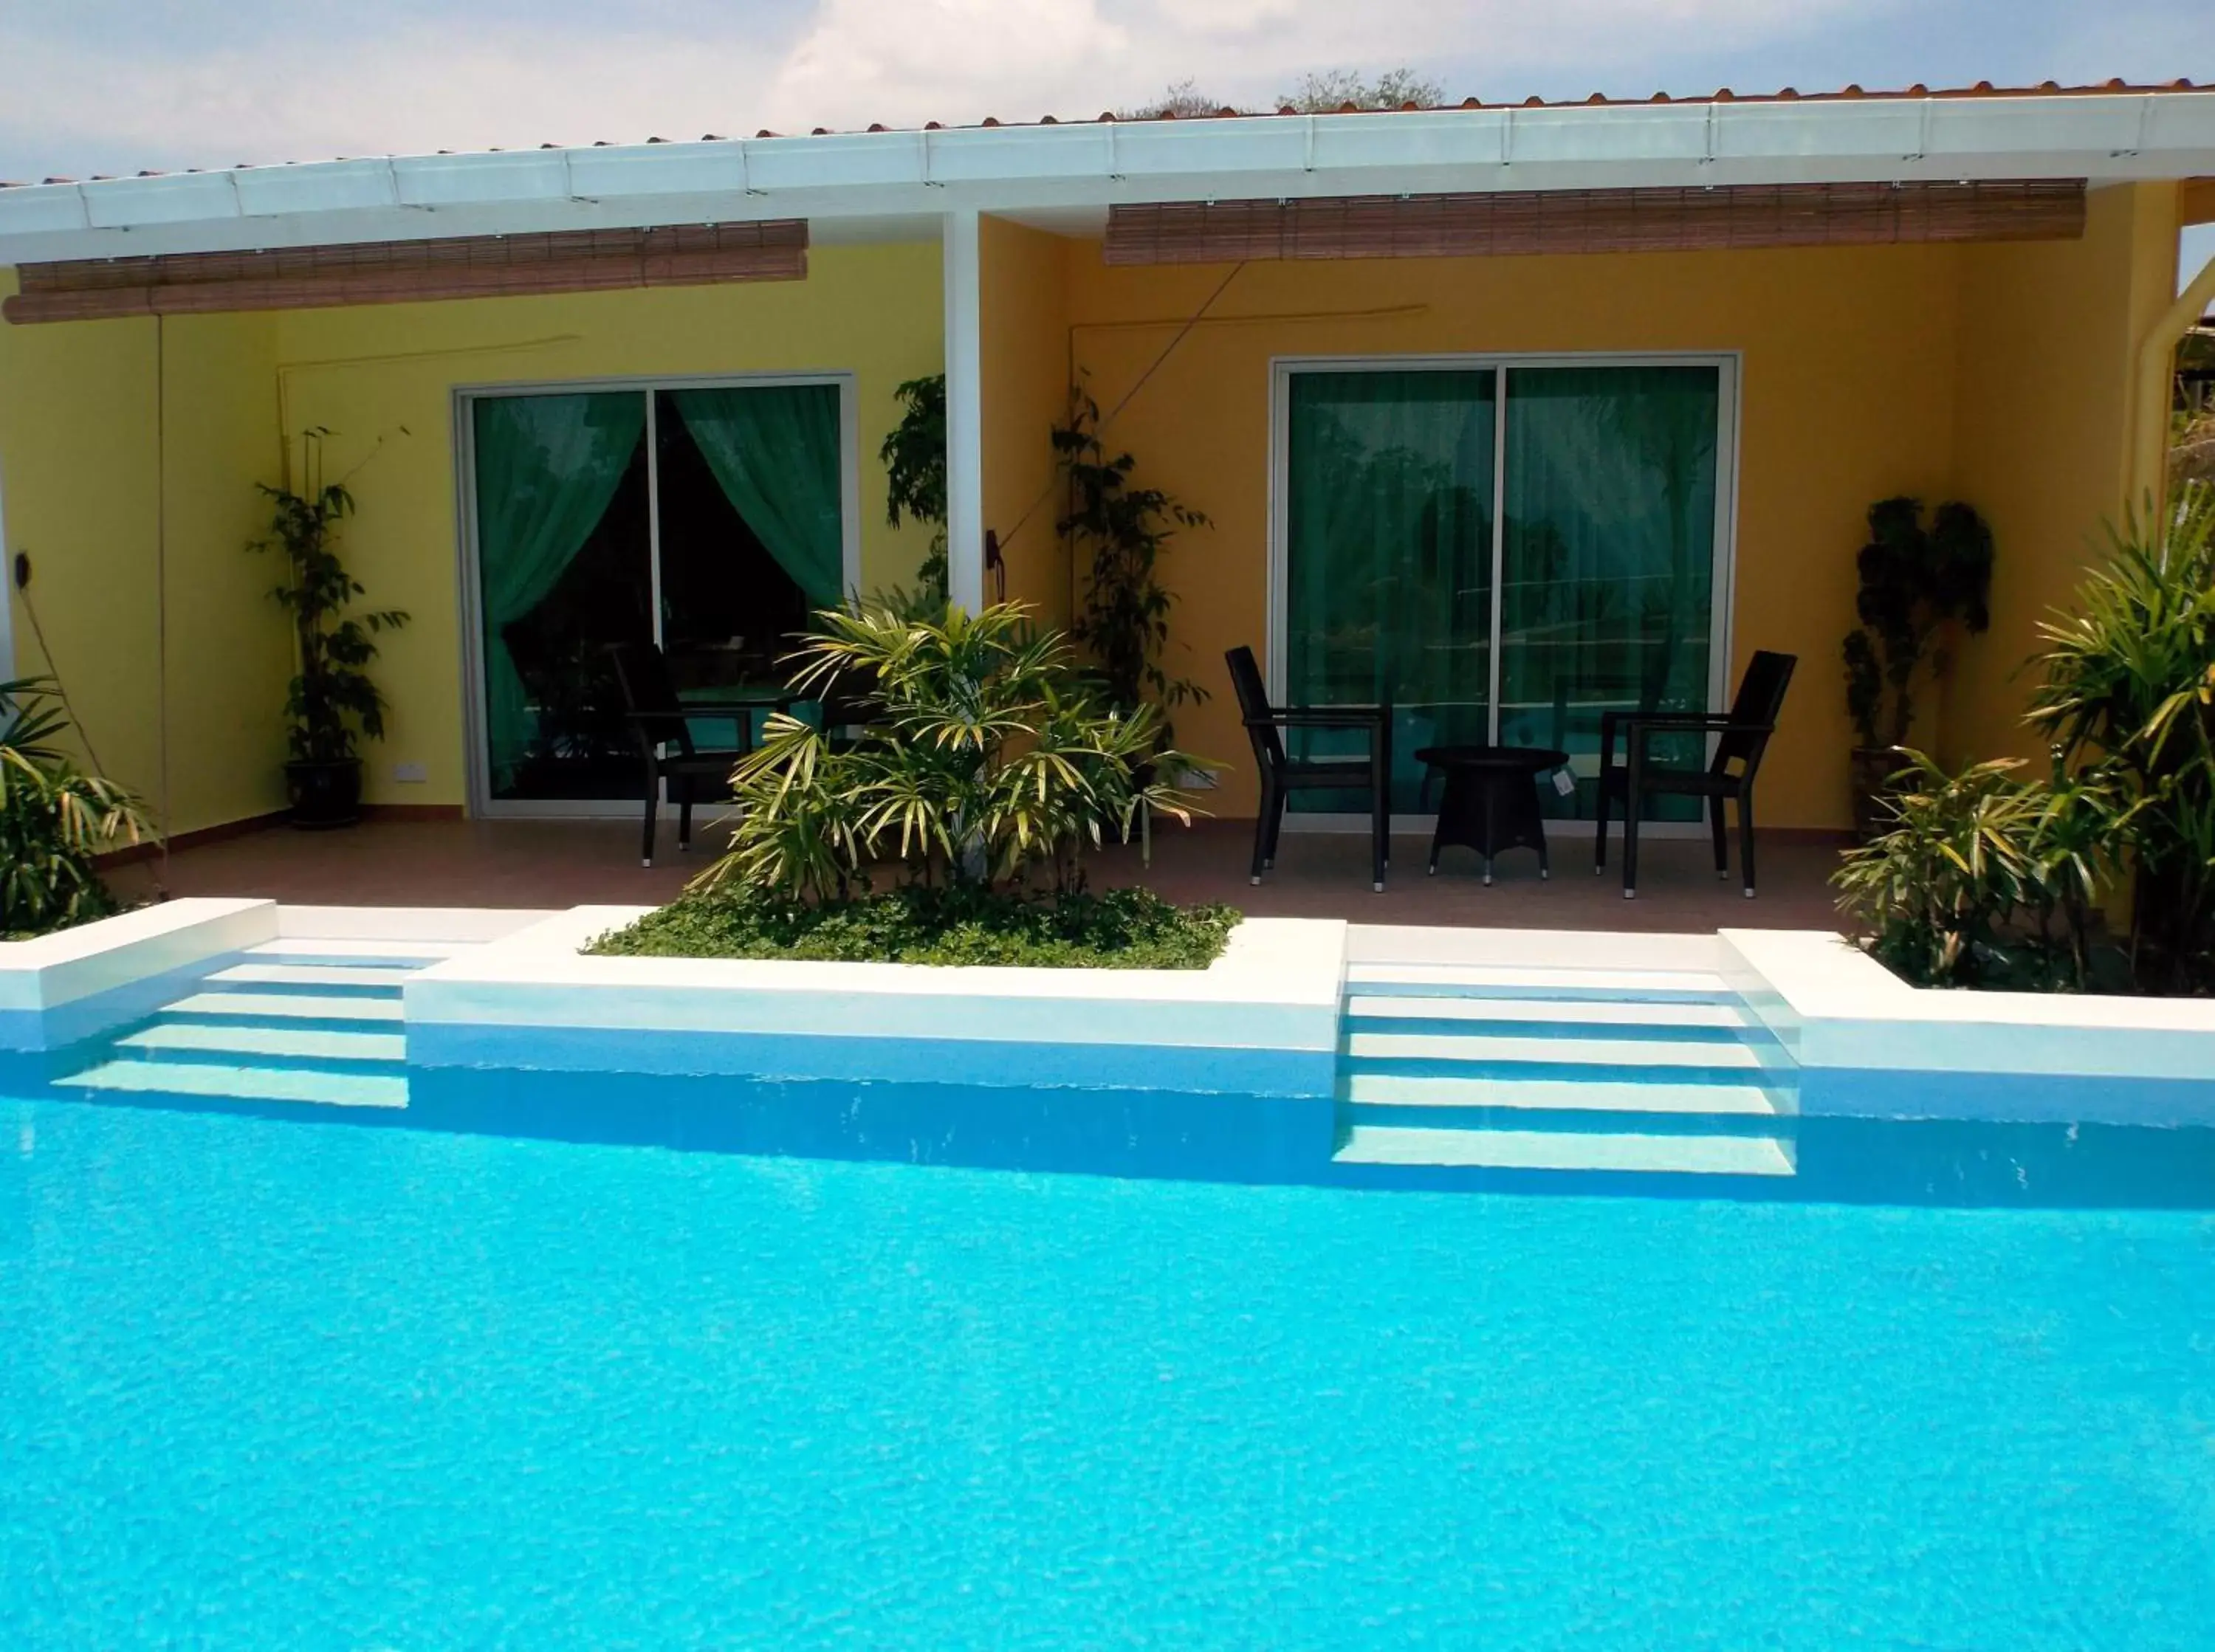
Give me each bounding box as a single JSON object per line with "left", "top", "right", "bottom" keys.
{"left": 1720, "top": 927, "right": 2215, "bottom": 1081}
{"left": 0, "top": 898, "right": 275, "bottom": 1013}
{"left": 12, "top": 902, "right": 2215, "bottom": 1115}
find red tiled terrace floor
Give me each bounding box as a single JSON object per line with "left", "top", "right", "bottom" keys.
{"left": 110, "top": 816, "right": 1855, "bottom": 934}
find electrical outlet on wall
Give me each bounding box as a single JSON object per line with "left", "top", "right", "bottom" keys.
{"left": 1176, "top": 765, "right": 1222, "bottom": 790}
{"left": 393, "top": 762, "right": 428, "bottom": 784}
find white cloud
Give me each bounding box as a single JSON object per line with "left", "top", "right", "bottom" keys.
{"left": 0, "top": 0, "right": 2131, "bottom": 183}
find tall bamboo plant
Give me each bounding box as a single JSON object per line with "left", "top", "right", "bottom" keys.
{"left": 249, "top": 434, "right": 410, "bottom": 764}
{"left": 1054, "top": 393, "right": 1210, "bottom": 726}
{"left": 879, "top": 375, "right": 949, "bottom": 609}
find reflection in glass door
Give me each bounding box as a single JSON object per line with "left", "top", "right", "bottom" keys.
{"left": 1497, "top": 365, "right": 1720, "bottom": 820}
{"left": 1282, "top": 370, "right": 1497, "bottom": 813}
{"left": 1278, "top": 359, "right": 1728, "bottom": 819}
{"left": 467, "top": 380, "right": 849, "bottom": 810}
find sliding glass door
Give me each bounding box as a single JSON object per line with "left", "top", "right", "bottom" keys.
{"left": 1277, "top": 357, "right": 1731, "bottom": 819}
{"left": 464, "top": 378, "right": 854, "bottom": 812}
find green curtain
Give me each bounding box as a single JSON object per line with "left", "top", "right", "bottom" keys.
{"left": 669, "top": 385, "right": 845, "bottom": 606}
{"left": 475, "top": 392, "right": 646, "bottom": 790}
{"left": 1498, "top": 365, "right": 1719, "bottom": 819}
{"left": 1285, "top": 371, "right": 1495, "bottom": 811}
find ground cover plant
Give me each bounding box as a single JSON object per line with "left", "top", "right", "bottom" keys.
{"left": 587, "top": 602, "right": 1237, "bottom": 968}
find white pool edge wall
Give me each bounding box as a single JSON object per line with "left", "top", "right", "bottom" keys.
{"left": 12, "top": 904, "right": 2215, "bottom": 1124}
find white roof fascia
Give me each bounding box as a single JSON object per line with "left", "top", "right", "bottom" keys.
{"left": 1, "top": 93, "right": 2210, "bottom": 265}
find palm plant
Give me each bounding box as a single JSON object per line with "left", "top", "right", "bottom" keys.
{"left": 701, "top": 602, "right": 1202, "bottom": 903}
{"left": 2026, "top": 481, "right": 2215, "bottom": 991}
{"left": 1, "top": 678, "right": 154, "bottom": 937}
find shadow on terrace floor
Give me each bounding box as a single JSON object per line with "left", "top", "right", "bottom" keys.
{"left": 109, "top": 816, "right": 1855, "bottom": 934}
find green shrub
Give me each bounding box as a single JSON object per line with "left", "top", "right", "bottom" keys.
{"left": 588, "top": 884, "right": 1237, "bottom": 970}
{"left": 1833, "top": 751, "right": 2131, "bottom": 991}
{"left": 2027, "top": 481, "right": 2215, "bottom": 992}
{"left": 1, "top": 678, "right": 154, "bottom": 937}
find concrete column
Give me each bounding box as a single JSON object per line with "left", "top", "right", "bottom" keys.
{"left": 941, "top": 208, "right": 986, "bottom": 613}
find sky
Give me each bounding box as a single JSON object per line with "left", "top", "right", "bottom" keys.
{"left": 1, "top": 0, "right": 2208, "bottom": 282}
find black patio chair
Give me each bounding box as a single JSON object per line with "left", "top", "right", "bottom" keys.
{"left": 608, "top": 641, "right": 760, "bottom": 868}
{"left": 1595, "top": 650, "right": 1797, "bottom": 900}
{"left": 1226, "top": 645, "right": 1392, "bottom": 893}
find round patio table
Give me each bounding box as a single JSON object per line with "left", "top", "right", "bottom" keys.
{"left": 1414, "top": 744, "right": 1571, "bottom": 885}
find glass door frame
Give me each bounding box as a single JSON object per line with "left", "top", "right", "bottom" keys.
{"left": 1266, "top": 351, "right": 1741, "bottom": 836}
{"left": 452, "top": 371, "right": 862, "bottom": 819}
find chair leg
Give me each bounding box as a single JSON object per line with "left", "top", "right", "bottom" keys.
{"left": 1622, "top": 795, "right": 1640, "bottom": 900}
{"left": 1370, "top": 743, "right": 1388, "bottom": 892}
{"left": 1261, "top": 784, "right": 1287, "bottom": 870}
{"left": 639, "top": 765, "right": 660, "bottom": 869}
{"left": 678, "top": 782, "right": 693, "bottom": 853}
{"left": 1594, "top": 778, "right": 1610, "bottom": 873}
{"left": 1710, "top": 793, "right": 1729, "bottom": 879}
{"left": 1250, "top": 782, "right": 1280, "bottom": 885}
{"left": 1739, "top": 788, "right": 1758, "bottom": 898}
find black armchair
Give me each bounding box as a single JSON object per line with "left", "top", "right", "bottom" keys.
{"left": 1226, "top": 645, "right": 1392, "bottom": 892}
{"left": 1594, "top": 650, "right": 1797, "bottom": 899}
{"left": 608, "top": 641, "right": 762, "bottom": 868}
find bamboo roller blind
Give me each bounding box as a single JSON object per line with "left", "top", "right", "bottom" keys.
{"left": 1104, "top": 181, "right": 2087, "bottom": 265}
{"left": 4, "top": 220, "right": 808, "bottom": 323}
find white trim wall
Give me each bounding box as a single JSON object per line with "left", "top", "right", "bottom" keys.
{"left": 451, "top": 370, "right": 864, "bottom": 819}
{"left": 1266, "top": 351, "right": 1741, "bottom": 836}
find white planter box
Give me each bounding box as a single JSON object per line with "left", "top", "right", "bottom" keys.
{"left": 0, "top": 898, "right": 276, "bottom": 1050}
{"left": 405, "top": 908, "right": 1347, "bottom": 1097}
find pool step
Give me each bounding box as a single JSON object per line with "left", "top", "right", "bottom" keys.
{"left": 205, "top": 962, "right": 418, "bottom": 990}
{"left": 50, "top": 949, "right": 439, "bottom": 1115}
{"left": 1333, "top": 955, "right": 1796, "bottom": 1180}
{"left": 55, "top": 1058, "right": 408, "bottom": 1109}
{"left": 1336, "top": 1125, "right": 1796, "bottom": 1177}
{"left": 116, "top": 1022, "right": 408, "bottom": 1064}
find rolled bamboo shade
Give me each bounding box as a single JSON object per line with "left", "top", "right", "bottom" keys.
{"left": 3, "top": 220, "right": 809, "bottom": 323}
{"left": 1104, "top": 181, "right": 2087, "bottom": 266}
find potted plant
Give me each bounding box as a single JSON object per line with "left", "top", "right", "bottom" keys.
{"left": 1054, "top": 391, "right": 1210, "bottom": 725}
{"left": 1841, "top": 495, "right": 1993, "bottom": 839}
{"left": 250, "top": 437, "right": 409, "bottom": 829}
{"left": 1, "top": 675, "right": 154, "bottom": 935}
{"left": 880, "top": 374, "right": 949, "bottom": 608}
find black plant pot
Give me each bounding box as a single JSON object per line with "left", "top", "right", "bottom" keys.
{"left": 286, "top": 757, "right": 363, "bottom": 830}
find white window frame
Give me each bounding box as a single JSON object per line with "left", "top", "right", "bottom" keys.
{"left": 1265, "top": 351, "right": 1742, "bottom": 837}
{"left": 453, "top": 371, "right": 862, "bottom": 819}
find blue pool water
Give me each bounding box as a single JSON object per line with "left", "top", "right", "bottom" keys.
{"left": 4, "top": 1095, "right": 2212, "bottom": 1649}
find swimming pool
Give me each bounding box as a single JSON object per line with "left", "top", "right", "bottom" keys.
{"left": 4, "top": 1094, "right": 2211, "bottom": 1649}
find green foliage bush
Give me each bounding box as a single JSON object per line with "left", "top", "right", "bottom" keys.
{"left": 1836, "top": 482, "right": 2215, "bottom": 994}
{"left": 1, "top": 678, "right": 153, "bottom": 937}
{"left": 590, "top": 601, "right": 1236, "bottom": 967}
{"left": 588, "top": 883, "right": 1237, "bottom": 969}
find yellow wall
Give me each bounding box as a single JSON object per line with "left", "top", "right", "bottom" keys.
{"left": 0, "top": 271, "right": 288, "bottom": 835}
{"left": 1, "top": 243, "right": 944, "bottom": 824}
{"left": 979, "top": 216, "right": 1073, "bottom": 625}
{"left": 1052, "top": 238, "right": 1966, "bottom": 826}
{"left": 1946, "top": 182, "right": 2183, "bottom": 771}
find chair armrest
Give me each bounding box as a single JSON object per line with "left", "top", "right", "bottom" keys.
{"left": 1251, "top": 705, "right": 1390, "bottom": 730}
